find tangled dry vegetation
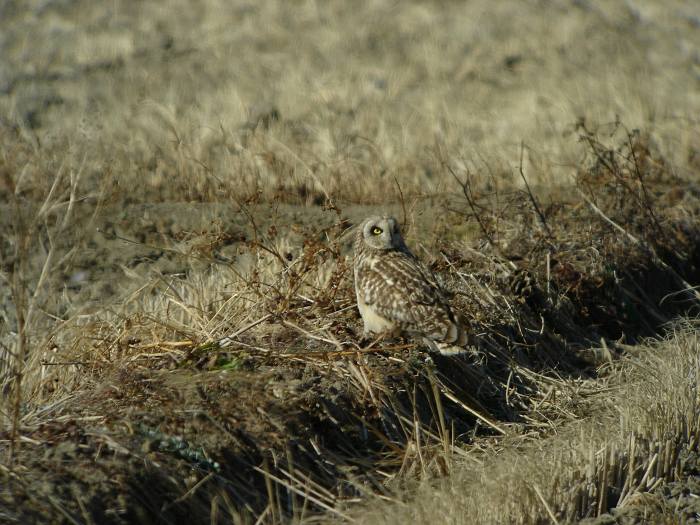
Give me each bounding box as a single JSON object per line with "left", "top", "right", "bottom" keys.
{"left": 1, "top": 119, "right": 700, "bottom": 523}
{"left": 1, "top": 0, "right": 700, "bottom": 523}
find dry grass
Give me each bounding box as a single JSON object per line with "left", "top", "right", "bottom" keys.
{"left": 355, "top": 323, "right": 700, "bottom": 524}
{"left": 1, "top": 1, "right": 700, "bottom": 523}
{"left": 1, "top": 0, "right": 699, "bottom": 204}
{"left": 2, "top": 122, "right": 700, "bottom": 523}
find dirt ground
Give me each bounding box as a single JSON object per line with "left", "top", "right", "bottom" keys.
{"left": 1, "top": 1, "right": 700, "bottom": 524}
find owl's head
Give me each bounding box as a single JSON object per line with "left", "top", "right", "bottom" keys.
{"left": 357, "top": 215, "right": 406, "bottom": 251}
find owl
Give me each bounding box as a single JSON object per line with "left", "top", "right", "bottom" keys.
{"left": 353, "top": 215, "right": 468, "bottom": 355}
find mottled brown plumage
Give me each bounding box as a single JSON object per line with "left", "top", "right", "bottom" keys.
{"left": 353, "top": 216, "right": 467, "bottom": 355}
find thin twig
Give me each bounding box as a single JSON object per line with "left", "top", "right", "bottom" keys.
{"left": 533, "top": 484, "right": 560, "bottom": 525}
{"left": 437, "top": 381, "right": 506, "bottom": 435}
{"left": 392, "top": 174, "right": 408, "bottom": 232}
{"left": 252, "top": 466, "right": 354, "bottom": 522}
{"left": 163, "top": 472, "right": 215, "bottom": 510}
{"left": 218, "top": 314, "right": 273, "bottom": 347}
{"left": 445, "top": 163, "right": 496, "bottom": 248}
{"left": 519, "top": 142, "right": 552, "bottom": 238}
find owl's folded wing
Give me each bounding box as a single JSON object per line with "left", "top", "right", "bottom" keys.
{"left": 359, "top": 253, "right": 453, "bottom": 334}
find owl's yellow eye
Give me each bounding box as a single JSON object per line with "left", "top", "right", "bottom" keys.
{"left": 371, "top": 227, "right": 383, "bottom": 235}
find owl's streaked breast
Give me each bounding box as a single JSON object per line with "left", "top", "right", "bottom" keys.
{"left": 356, "top": 292, "right": 396, "bottom": 334}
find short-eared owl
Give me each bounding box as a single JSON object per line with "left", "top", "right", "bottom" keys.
{"left": 353, "top": 215, "right": 467, "bottom": 355}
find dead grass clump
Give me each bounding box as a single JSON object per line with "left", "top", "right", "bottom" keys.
{"left": 0, "top": 133, "right": 92, "bottom": 466}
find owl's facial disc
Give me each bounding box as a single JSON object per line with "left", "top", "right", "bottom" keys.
{"left": 363, "top": 216, "right": 401, "bottom": 250}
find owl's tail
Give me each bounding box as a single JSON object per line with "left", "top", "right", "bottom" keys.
{"left": 445, "top": 319, "right": 468, "bottom": 346}
{"left": 424, "top": 319, "right": 471, "bottom": 356}
{"left": 422, "top": 337, "right": 469, "bottom": 356}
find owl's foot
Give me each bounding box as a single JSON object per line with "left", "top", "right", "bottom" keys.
{"left": 422, "top": 337, "right": 468, "bottom": 356}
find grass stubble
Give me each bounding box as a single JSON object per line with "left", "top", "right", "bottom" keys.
{"left": 357, "top": 324, "right": 700, "bottom": 524}
{"left": 1, "top": 1, "right": 700, "bottom": 523}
